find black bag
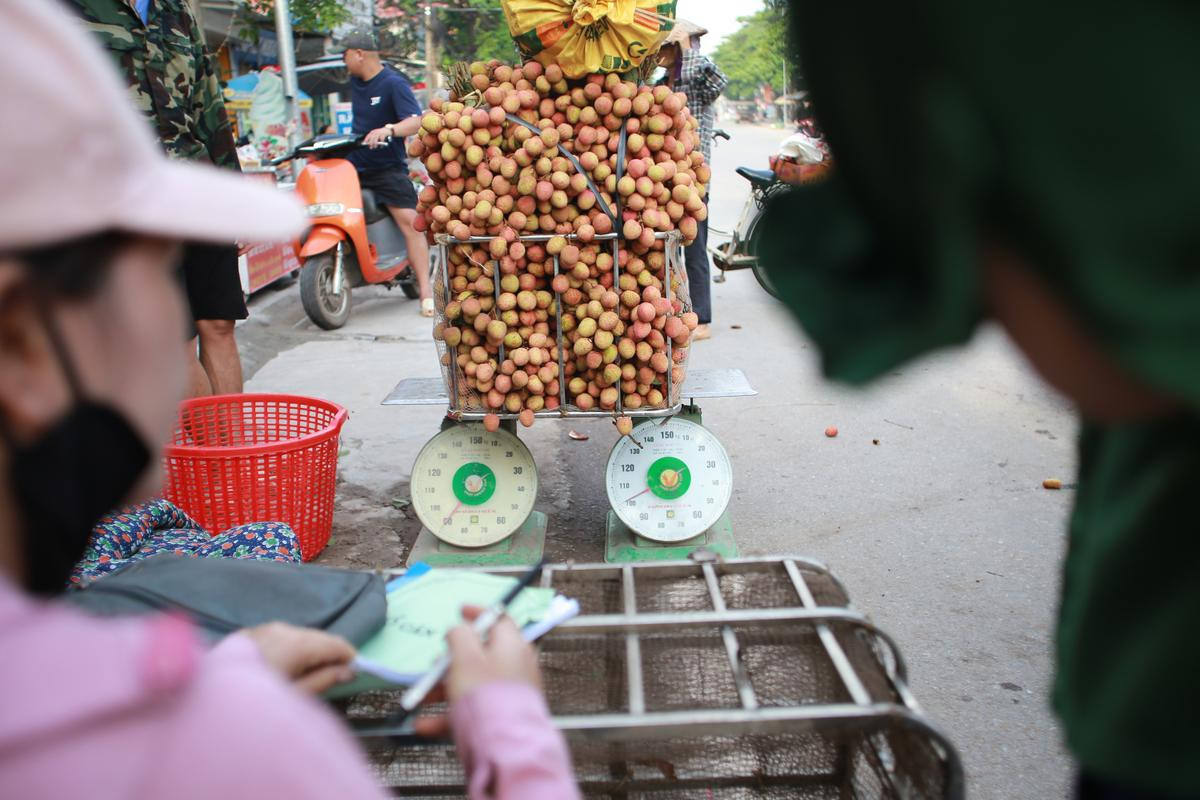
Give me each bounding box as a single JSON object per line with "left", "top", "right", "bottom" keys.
{"left": 66, "top": 554, "right": 386, "bottom": 646}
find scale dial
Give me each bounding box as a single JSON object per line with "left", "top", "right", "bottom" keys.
{"left": 411, "top": 424, "right": 538, "bottom": 548}
{"left": 605, "top": 417, "right": 733, "bottom": 542}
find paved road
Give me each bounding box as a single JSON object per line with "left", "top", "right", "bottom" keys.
{"left": 241, "top": 121, "right": 1075, "bottom": 798}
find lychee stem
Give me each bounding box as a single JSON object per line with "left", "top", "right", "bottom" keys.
{"left": 612, "top": 418, "right": 644, "bottom": 447}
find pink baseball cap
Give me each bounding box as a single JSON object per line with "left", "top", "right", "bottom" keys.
{"left": 0, "top": 0, "right": 304, "bottom": 251}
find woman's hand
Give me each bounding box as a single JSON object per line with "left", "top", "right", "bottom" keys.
{"left": 445, "top": 611, "right": 541, "bottom": 701}
{"left": 241, "top": 621, "right": 356, "bottom": 694}
{"left": 412, "top": 606, "right": 542, "bottom": 737}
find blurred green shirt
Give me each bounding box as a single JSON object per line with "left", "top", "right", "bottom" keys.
{"left": 760, "top": 4, "right": 1200, "bottom": 794}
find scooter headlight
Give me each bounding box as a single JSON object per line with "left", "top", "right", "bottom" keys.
{"left": 306, "top": 202, "right": 345, "bottom": 217}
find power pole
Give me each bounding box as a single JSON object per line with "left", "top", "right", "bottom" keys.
{"left": 274, "top": 0, "right": 302, "bottom": 175}
{"left": 424, "top": 2, "right": 439, "bottom": 93}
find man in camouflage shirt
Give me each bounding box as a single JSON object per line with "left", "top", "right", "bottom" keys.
{"left": 68, "top": 0, "right": 250, "bottom": 397}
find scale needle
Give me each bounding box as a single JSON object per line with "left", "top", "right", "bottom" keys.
{"left": 441, "top": 500, "right": 463, "bottom": 528}
{"left": 622, "top": 486, "right": 653, "bottom": 505}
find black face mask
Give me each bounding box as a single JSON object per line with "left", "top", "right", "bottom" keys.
{"left": 10, "top": 404, "right": 149, "bottom": 594}
{"left": 4, "top": 302, "right": 150, "bottom": 595}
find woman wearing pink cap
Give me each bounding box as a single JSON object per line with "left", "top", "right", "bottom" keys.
{"left": 0, "top": 2, "right": 579, "bottom": 798}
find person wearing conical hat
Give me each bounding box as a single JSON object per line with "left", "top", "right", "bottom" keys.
{"left": 658, "top": 19, "right": 727, "bottom": 342}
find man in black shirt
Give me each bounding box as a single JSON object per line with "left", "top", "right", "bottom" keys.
{"left": 337, "top": 29, "right": 432, "bottom": 315}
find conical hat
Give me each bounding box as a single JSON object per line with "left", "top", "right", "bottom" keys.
{"left": 664, "top": 18, "right": 708, "bottom": 45}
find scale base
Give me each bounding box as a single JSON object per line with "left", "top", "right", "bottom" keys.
{"left": 407, "top": 510, "right": 547, "bottom": 567}
{"left": 604, "top": 509, "right": 739, "bottom": 563}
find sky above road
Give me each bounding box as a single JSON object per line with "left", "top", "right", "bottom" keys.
{"left": 676, "top": 1, "right": 759, "bottom": 55}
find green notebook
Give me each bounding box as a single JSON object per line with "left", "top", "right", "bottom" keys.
{"left": 327, "top": 569, "right": 556, "bottom": 698}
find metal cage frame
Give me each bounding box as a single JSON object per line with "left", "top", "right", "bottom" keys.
{"left": 347, "top": 557, "right": 965, "bottom": 799}
{"left": 433, "top": 229, "right": 689, "bottom": 422}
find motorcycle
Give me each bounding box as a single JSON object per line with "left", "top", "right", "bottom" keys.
{"left": 709, "top": 128, "right": 831, "bottom": 299}
{"left": 273, "top": 134, "right": 420, "bottom": 329}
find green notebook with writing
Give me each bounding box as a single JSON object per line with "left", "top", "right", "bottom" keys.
{"left": 326, "top": 569, "right": 558, "bottom": 698}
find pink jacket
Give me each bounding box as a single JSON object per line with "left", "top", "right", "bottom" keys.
{"left": 0, "top": 579, "right": 580, "bottom": 800}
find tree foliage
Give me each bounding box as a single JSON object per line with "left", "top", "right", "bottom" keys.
{"left": 711, "top": 2, "right": 800, "bottom": 102}
{"left": 376, "top": 0, "right": 519, "bottom": 71}
{"left": 237, "top": 0, "right": 351, "bottom": 38}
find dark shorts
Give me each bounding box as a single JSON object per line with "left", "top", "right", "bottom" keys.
{"left": 178, "top": 241, "right": 247, "bottom": 339}
{"left": 358, "top": 167, "right": 417, "bottom": 211}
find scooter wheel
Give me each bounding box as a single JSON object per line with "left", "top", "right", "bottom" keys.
{"left": 299, "top": 253, "right": 352, "bottom": 329}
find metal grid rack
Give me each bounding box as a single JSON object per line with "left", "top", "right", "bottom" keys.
{"left": 432, "top": 228, "right": 692, "bottom": 422}
{"left": 345, "top": 557, "right": 964, "bottom": 799}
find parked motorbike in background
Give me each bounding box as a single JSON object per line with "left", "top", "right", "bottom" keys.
{"left": 710, "top": 127, "right": 831, "bottom": 298}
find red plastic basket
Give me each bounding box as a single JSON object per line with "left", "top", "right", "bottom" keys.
{"left": 162, "top": 394, "right": 349, "bottom": 561}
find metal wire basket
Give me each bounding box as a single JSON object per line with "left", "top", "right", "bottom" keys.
{"left": 432, "top": 228, "right": 692, "bottom": 422}
{"left": 346, "top": 557, "right": 964, "bottom": 799}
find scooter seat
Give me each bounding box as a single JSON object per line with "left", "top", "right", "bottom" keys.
{"left": 360, "top": 188, "right": 389, "bottom": 224}
{"left": 736, "top": 166, "right": 776, "bottom": 187}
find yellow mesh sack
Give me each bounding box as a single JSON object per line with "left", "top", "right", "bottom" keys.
{"left": 501, "top": 0, "right": 677, "bottom": 78}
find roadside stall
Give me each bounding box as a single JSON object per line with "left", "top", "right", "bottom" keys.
{"left": 223, "top": 69, "right": 314, "bottom": 165}
{"left": 219, "top": 71, "right": 307, "bottom": 296}
{"left": 237, "top": 169, "right": 302, "bottom": 296}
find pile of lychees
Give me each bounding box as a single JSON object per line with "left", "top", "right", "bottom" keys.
{"left": 410, "top": 59, "right": 709, "bottom": 427}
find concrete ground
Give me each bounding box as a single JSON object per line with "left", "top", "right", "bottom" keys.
{"left": 241, "top": 121, "right": 1075, "bottom": 798}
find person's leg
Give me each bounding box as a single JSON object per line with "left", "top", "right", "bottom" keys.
{"left": 176, "top": 261, "right": 210, "bottom": 398}
{"left": 683, "top": 198, "right": 712, "bottom": 338}
{"left": 364, "top": 168, "right": 433, "bottom": 314}
{"left": 186, "top": 336, "right": 212, "bottom": 397}
{"left": 196, "top": 319, "right": 243, "bottom": 394}
{"left": 180, "top": 242, "right": 247, "bottom": 395}
{"left": 388, "top": 204, "right": 433, "bottom": 305}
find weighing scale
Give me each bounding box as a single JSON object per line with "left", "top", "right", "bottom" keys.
{"left": 410, "top": 424, "right": 538, "bottom": 548}
{"left": 384, "top": 368, "right": 755, "bottom": 565}
{"left": 603, "top": 413, "right": 738, "bottom": 562}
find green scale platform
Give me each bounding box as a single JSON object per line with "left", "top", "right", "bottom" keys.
{"left": 408, "top": 510, "right": 548, "bottom": 567}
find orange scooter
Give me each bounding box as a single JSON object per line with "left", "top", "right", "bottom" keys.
{"left": 274, "top": 134, "right": 419, "bottom": 329}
